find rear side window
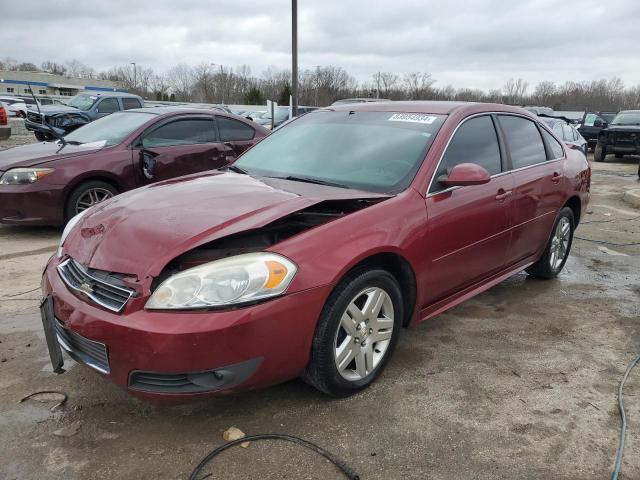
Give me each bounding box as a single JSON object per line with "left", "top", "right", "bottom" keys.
{"left": 498, "top": 115, "right": 547, "bottom": 169}
{"left": 97, "top": 98, "right": 120, "bottom": 114}
{"left": 217, "top": 117, "right": 255, "bottom": 141}
{"left": 122, "top": 98, "right": 142, "bottom": 110}
{"left": 541, "top": 129, "right": 565, "bottom": 159}
{"left": 430, "top": 115, "right": 501, "bottom": 193}
{"left": 142, "top": 118, "right": 217, "bottom": 148}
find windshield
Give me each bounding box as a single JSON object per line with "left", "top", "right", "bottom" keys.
{"left": 236, "top": 111, "right": 446, "bottom": 193}
{"left": 65, "top": 111, "right": 156, "bottom": 146}
{"left": 611, "top": 112, "right": 640, "bottom": 126}
{"left": 67, "top": 94, "right": 98, "bottom": 111}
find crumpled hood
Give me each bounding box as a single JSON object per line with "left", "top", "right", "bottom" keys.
{"left": 32, "top": 105, "right": 82, "bottom": 115}
{"left": 0, "top": 141, "right": 105, "bottom": 171}
{"left": 63, "top": 172, "right": 390, "bottom": 280}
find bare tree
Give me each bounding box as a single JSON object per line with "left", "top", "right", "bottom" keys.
{"left": 41, "top": 61, "right": 67, "bottom": 76}
{"left": 403, "top": 72, "right": 436, "bottom": 100}
{"left": 503, "top": 78, "right": 529, "bottom": 104}
{"left": 166, "top": 63, "right": 194, "bottom": 101}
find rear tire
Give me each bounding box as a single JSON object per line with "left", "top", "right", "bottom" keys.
{"left": 303, "top": 268, "right": 403, "bottom": 397}
{"left": 615, "top": 153, "right": 624, "bottom": 159}
{"left": 65, "top": 180, "right": 118, "bottom": 222}
{"left": 594, "top": 144, "right": 606, "bottom": 162}
{"left": 526, "top": 207, "right": 574, "bottom": 279}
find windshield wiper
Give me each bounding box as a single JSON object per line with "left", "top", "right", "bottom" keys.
{"left": 276, "top": 175, "right": 351, "bottom": 189}
{"left": 226, "top": 165, "right": 248, "bottom": 174}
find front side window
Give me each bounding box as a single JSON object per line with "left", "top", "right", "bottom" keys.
{"left": 217, "top": 117, "right": 255, "bottom": 141}
{"left": 96, "top": 98, "right": 120, "bottom": 114}
{"left": 142, "top": 118, "right": 217, "bottom": 148}
{"left": 236, "top": 111, "right": 446, "bottom": 193}
{"left": 498, "top": 115, "right": 547, "bottom": 169}
{"left": 430, "top": 115, "right": 501, "bottom": 193}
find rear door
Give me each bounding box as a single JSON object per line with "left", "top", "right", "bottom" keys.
{"left": 135, "top": 115, "right": 228, "bottom": 184}
{"left": 215, "top": 116, "right": 259, "bottom": 160}
{"left": 424, "top": 115, "right": 514, "bottom": 303}
{"left": 94, "top": 97, "right": 121, "bottom": 119}
{"left": 497, "top": 114, "right": 566, "bottom": 267}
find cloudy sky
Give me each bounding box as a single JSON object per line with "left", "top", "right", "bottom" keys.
{"left": 2, "top": 0, "right": 639, "bottom": 90}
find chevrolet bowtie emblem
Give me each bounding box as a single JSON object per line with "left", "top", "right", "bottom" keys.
{"left": 78, "top": 282, "right": 94, "bottom": 295}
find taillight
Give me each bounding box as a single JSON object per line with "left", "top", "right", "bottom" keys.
{"left": 0, "top": 106, "right": 7, "bottom": 126}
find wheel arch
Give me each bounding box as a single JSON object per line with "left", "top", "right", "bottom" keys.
{"left": 336, "top": 251, "right": 418, "bottom": 328}
{"left": 564, "top": 195, "right": 581, "bottom": 225}
{"left": 63, "top": 173, "right": 125, "bottom": 220}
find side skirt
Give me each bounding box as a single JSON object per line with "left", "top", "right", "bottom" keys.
{"left": 416, "top": 257, "right": 536, "bottom": 325}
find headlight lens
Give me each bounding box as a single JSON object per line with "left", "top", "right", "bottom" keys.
{"left": 0, "top": 168, "right": 54, "bottom": 185}
{"left": 145, "top": 253, "right": 297, "bottom": 310}
{"left": 57, "top": 209, "right": 89, "bottom": 258}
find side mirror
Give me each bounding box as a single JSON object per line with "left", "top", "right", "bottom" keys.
{"left": 438, "top": 163, "right": 491, "bottom": 187}
{"left": 593, "top": 119, "right": 603, "bottom": 128}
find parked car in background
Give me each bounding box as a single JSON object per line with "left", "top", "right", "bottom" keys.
{"left": 578, "top": 111, "right": 617, "bottom": 151}
{"left": 540, "top": 116, "right": 588, "bottom": 156}
{"left": 253, "top": 106, "right": 291, "bottom": 129}
{"left": 0, "top": 107, "right": 269, "bottom": 225}
{"left": 0, "top": 96, "right": 28, "bottom": 118}
{"left": 553, "top": 111, "right": 584, "bottom": 125}
{"left": 0, "top": 103, "right": 10, "bottom": 140}
{"left": 594, "top": 110, "right": 640, "bottom": 163}
{"left": 41, "top": 101, "right": 590, "bottom": 404}
{"left": 523, "top": 106, "right": 555, "bottom": 116}
{"left": 25, "top": 92, "right": 144, "bottom": 141}
{"left": 331, "top": 98, "right": 391, "bottom": 105}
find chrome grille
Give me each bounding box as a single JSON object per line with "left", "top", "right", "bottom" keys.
{"left": 57, "top": 258, "right": 135, "bottom": 313}
{"left": 55, "top": 319, "right": 110, "bottom": 374}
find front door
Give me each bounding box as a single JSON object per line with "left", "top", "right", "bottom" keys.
{"left": 424, "top": 115, "right": 514, "bottom": 304}
{"left": 135, "top": 115, "right": 229, "bottom": 184}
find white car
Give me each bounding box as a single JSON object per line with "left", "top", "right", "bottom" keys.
{"left": 0, "top": 96, "right": 28, "bottom": 118}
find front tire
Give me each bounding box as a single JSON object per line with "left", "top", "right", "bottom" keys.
{"left": 594, "top": 144, "right": 606, "bottom": 162}
{"left": 65, "top": 180, "right": 118, "bottom": 221}
{"left": 304, "top": 268, "right": 403, "bottom": 397}
{"left": 615, "top": 153, "right": 624, "bottom": 159}
{"left": 526, "top": 207, "right": 574, "bottom": 279}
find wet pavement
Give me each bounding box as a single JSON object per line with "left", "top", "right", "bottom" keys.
{"left": 0, "top": 155, "right": 638, "bottom": 479}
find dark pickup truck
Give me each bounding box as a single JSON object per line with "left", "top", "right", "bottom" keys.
{"left": 594, "top": 110, "right": 640, "bottom": 169}
{"left": 578, "top": 111, "right": 617, "bottom": 151}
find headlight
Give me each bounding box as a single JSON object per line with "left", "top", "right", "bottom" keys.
{"left": 57, "top": 209, "right": 89, "bottom": 258}
{"left": 145, "top": 253, "right": 297, "bottom": 310}
{"left": 0, "top": 168, "right": 54, "bottom": 185}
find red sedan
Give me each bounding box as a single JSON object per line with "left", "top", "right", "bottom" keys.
{"left": 41, "top": 101, "right": 590, "bottom": 403}
{"left": 0, "top": 107, "right": 268, "bottom": 225}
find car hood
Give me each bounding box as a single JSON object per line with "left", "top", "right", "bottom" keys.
{"left": 606, "top": 125, "right": 640, "bottom": 132}
{"left": 0, "top": 141, "right": 106, "bottom": 171}
{"left": 64, "top": 172, "right": 391, "bottom": 280}
{"left": 31, "top": 105, "right": 82, "bottom": 115}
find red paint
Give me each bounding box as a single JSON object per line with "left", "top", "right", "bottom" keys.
{"left": 0, "top": 109, "right": 269, "bottom": 225}
{"left": 43, "top": 102, "right": 590, "bottom": 403}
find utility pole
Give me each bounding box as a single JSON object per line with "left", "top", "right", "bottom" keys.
{"left": 291, "top": 0, "right": 298, "bottom": 116}
{"left": 131, "top": 62, "right": 136, "bottom": 90}
{"left": 312, "top": 65, "right": 321, "bottom": 106}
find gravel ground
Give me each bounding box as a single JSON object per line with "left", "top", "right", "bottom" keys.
{"left": 0, "top": 149, "right": 638, "bottom": 479}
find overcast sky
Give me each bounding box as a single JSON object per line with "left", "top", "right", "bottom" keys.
{"left": 2, "top": 0, "right": 639, "bottom": 90}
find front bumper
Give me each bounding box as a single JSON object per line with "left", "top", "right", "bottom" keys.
{"left": 0, "top": 183, "right": 65, "bottom": 225}
{"left": 42, "top": 256, "right": 331, "bottom": 404}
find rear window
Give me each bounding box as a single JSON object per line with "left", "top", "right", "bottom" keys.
{"left": 122, "top": 98, "right": 142, "bottom": 110}
{"left": 498, "top": 115, "right": 547, "bottom": 169}
{"left": 217, "top": 117, "right": 255, "bottom": 141}
{"left": 541, "top": 129, "right": 565, "bottom": 159}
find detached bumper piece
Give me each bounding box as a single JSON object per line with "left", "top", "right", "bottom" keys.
{"left": 128, "top": 357, "right": 263, "bottom": 394}
{"left": 55, "top": 319, "right": 110, "bottom": 374}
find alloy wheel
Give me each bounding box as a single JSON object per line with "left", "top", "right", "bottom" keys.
{"left": 549, "top": 217, "right": 571, "bottom": 271}
{"left": 75, "top": 188, "right": 114, "bottom": 214}
{"left": 333, "top": 287, "right": 394, "bottom": 381}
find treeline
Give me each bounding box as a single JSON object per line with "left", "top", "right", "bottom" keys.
{"left": 2, "top": 57, "right": 639, "bottom": 111}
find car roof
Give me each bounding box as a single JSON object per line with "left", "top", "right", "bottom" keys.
{"left": 78, "top": 91, "right": 142, "bottom": 99}
{"left": 327, "top": 101, "right": 533, "bottom": 116}
{"left": 617, "top": 110, "right": 640, "bottom": 114}
{"left": 124, "top": 105, "right": 231, "bottom": 115}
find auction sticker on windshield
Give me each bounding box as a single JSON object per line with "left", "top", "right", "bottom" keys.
{"left": 388, "top": 113, "right": 437, "bottom": 124}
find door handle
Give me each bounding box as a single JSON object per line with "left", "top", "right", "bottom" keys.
{"left": 551, "top": 172, "right": 561, "bottom": 184}
{"left": 495, "top": 189, "right": 512, "bottom": 202}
